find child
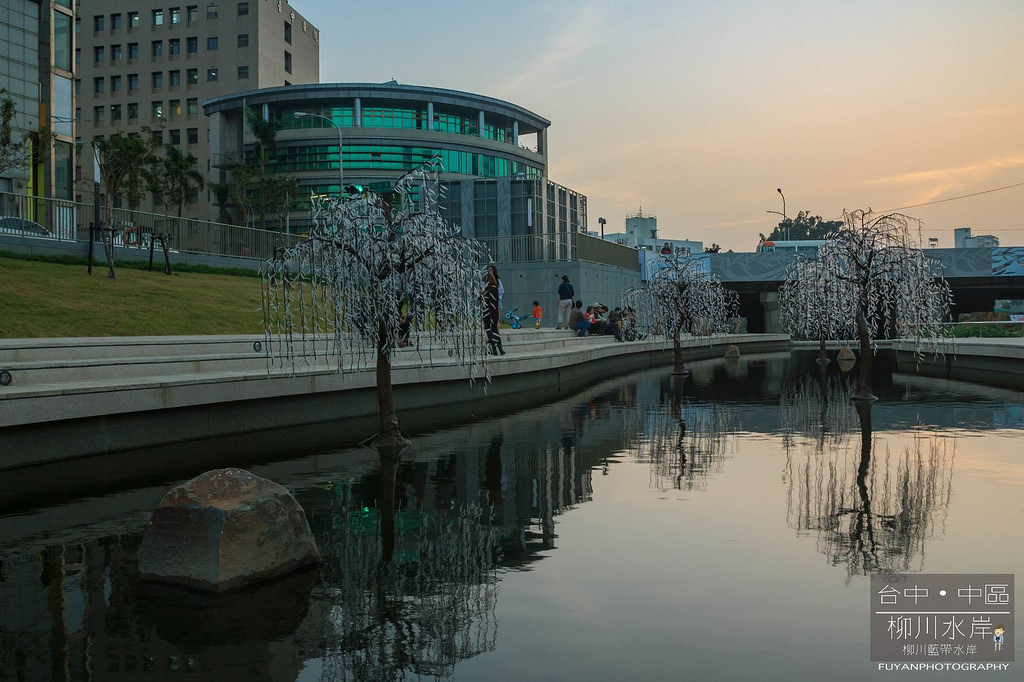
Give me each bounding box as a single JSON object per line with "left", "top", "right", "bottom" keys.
{"left": 532, "top": 301, "right": 542, "bottom": 329}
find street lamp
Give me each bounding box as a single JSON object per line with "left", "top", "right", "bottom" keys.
{"left": 293, "top": 111, "right": 343, "bottom": 192}
{"left": 598, "top": 216, "right": 606, "bottom": 239}
{"left": 765, "top": 187, "right": 789, "bottom": 241}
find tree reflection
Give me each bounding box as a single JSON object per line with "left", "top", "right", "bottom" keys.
{"left": 782, "top": 377, "right": 955, "bottom": 579}
{"left": 314, "top": 447, "right": 500, "bottom": 681}
{"left": 623, "top": 374, "right": 735, "bottom": 491}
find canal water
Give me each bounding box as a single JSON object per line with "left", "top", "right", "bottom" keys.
{"left": 1, "top": 352, "right": 1021, "bottom": 681}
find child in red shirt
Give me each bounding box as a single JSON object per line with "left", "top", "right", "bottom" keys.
{"left": 532, "top": 301, "right": 542, "bottom": 329}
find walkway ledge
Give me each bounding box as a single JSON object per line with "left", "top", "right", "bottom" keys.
{"left": 0, "top": 331, "right": 790, "bottom": 471}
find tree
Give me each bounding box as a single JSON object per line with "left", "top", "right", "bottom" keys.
{"left": 800, "top": 210, "right": 952, "bottom": 400}
{"left": 263, "top": 173, "right": 300, "bottom": 232}
{"left": 779, "top": 253, "right": 857, "bottom": 363}
{"left": 624, "top": 254, "right": 738, "bottom": 375}
{"left": 93, "top": 132, "right": 158, "bottom": 278}
{"left": 260, "top": 159, "right": 490, "bottom": 448}
{"left": 1, "top": 89, "right": 57, "bottom": 185}
{"left": 767, "top": 211, "right": 844, "bottom": 242}
{"left": 148, "top": 145, "right": 204, "bottom": 218}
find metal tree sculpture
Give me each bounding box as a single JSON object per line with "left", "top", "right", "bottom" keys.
{"left": 811, "top": 210, "right": 952, "bottom": 400}
{"left": 260, "top": 160, "right": 490, "bottom": 448}
{"left": 779, "top": 252, "right": 857, "bottom": 363}
{"left": 627, "top": 254, "right": 738, "bottom": 374}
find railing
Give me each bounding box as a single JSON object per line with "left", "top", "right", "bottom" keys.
{"left": 0, "top": 191, "right": 303, "bottom": 261}
{"left": 1, "top": 190, "right": 641, "bottom": 271}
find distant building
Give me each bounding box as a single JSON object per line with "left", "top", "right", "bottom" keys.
{"left": 954, "top": 226, "right": 999, "bottom": 248}
{"left": 600, "top": 208, "right": 702, "bottom": 255}
{"left": 0, "top": 0, "right": 75, "bottom": 200}
{"left": 74, "top": 0, "right": 320, "bottom": 218}
{"left": 755, "top": 238, "right": 828, "bottom": 255}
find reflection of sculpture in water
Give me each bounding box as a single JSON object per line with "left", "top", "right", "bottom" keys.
{"left": 316, "top": 448, "right": 500, "bottom": 681}
{"left": 784, "top": 394, "right": 955, "bottom": 579}
{"left": 623, "top": 374, "right": 735, "bottom": 492}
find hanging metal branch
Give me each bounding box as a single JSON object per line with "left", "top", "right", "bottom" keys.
{"left": 781, "top": 210, "right": 953, "bottom": 399}
{"left": 260, "top": 158, "right": 491, "bottom": 446}
{"left": 625, "top": 254, "right": 738, "bottom": 374}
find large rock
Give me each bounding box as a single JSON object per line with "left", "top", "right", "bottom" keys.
{"left": 137, "top": 468, "right": 320, "bottom": 593}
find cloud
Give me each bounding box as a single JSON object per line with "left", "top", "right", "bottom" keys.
{"left": 499, "top": 5, "right": 612, "bottom": 97}
{"left": 860, "top": 156, "right": 1024, "bottom": 188}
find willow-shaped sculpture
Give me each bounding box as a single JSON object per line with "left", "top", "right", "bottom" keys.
{"left": 260, "top": 160, "right": 490, "bottom": 447}
{"left": 627, "top": 254, "right": 738, "bottom": 374}
{"left": 807, "top": 210, "right": 952, "bottom": 400}
{"left": 778, "top": 252, "right": 857, "bottom": 363}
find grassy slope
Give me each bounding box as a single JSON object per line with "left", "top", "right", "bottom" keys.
{"left": 0, "top": 256, "right": 263, "bottom": 338}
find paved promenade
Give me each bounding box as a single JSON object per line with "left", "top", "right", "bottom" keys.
{"left": 0, "top": 330, "right": 789, "bottom": 470}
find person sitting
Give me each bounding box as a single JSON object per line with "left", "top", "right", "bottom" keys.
{"left": 568, "top": 300, "right": 590, "bottom": 337}
{"left": 397, "top": 311, "right": 414, "bottom": 348}
{"left": 588, "top": 302, "right": 610, "bottom": 336}
{"left": 606, "top": 306, "right": 625, "bottom": 342}
{"left": 660, "top": 242, "right": 673, "bottom": 255}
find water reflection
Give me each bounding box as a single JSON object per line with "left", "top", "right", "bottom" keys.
{"left": 1, "top": 353, "right": 1019, "bottom": 680}
{"left": 781, "top": 375, "right": 955, "bottom": 579}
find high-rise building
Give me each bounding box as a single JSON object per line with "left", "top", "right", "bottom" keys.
{"left": 74, "top": 0, "right": 319, "bottom": 219}
{"left": 0, "top": 0, "right": 75, "bottom": 200}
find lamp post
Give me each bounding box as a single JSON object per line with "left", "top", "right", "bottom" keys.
{"left": 294, "top": 111, "right": 343, "bottom": 192}
{"left": 765, "top": 188, "right": 789, "bottom": 241}
{"left": 598, "top": 216, "right": 606, "bottom": 239}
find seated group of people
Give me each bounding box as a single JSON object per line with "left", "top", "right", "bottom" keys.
{"left": 566, "top": 301, "right": 642, "bottom": 342}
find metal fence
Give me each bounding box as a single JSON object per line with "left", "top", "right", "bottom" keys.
{"left": 0, "top": 190, "right": 303, "bottom": 261}
{"left": 1, "top": 190, "right": 641, "bottom": 270}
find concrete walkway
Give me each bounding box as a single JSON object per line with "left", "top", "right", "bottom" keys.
{"left": 0, "top": 330, "right": 789, "bottom": 469}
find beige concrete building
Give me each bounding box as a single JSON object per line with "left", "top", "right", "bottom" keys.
{"left": 74, "top": 0, "right": 319, "bottom": 219}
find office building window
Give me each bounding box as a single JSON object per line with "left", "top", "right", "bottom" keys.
{"left": 94, "top": 46, "right": 104, "bottom": 62}
{"left": 152, "top": 72, "right": 164, "bottom": 88}
{"left": 237, "top": 33, "right": 249, "bottom": 47}
{"left": 55, "top": 14, "right": 72, "bottom": 70}
{"left": 93, "top": 105, "right": 104, "bottom": 122}
{"left": 187, "top": 69, "right": 198, "bottom": 85}
{"left": 207, "top": 67, "right": 218, "bottom": 82}
{"left": 128, "top": 103, "right": 139, "bottom": 119}
{"left": 111, "top": 13, "right": 122, "bottom": 30}
{"left": 187, "top": 5, "right": 198, "bottom": 23}
{"left": 128, "top": 73, "right": 139, "bottom": 91}
{"left": 187, "top": 98, "right": 198, "bottom": 114}
{"left": 238, "top": 2, "right": 249, "bottom": 15}
{"left": 207, "top": 36, "right": 218, "bottom": 50}
{"left": 128, "top": 42, "right": 139, "bottom": 59}
{"left": 171, "top": 7, "right": 181, "bottom": 24}
{"left": 187, "top": 37, "right": 198, "bottom": 53}
{"left": 152, "top": 102, "right": 164, "bottom": 119}
{"left": 94, "top": 77, "right": 104, "bottom": 94}
{"left": 93, "top": 15, "right": 104, "bottom": 32}
{"left": 110, "top": 104, "right": 122, "bottom": 121}
{"left": 152, "top": 131, "right": 163, "bottom": 145}
{"left": 128, "top": 12, "right": 139, "bottom": 28}
{"left": 153, "top": 9, "right": 164, "bottom": 26}
{"left": 111, "top": 75, "right": 122, "bottom": 91}
{"left": 284, "top": 51, "right": 291, "bottom": 74}
{"left": 188, "top": 128, "right": 199, "bottom": 144}
{"left": 237, "top": 65, "right": 248, "bottom": 79}
{"left": 170, "top": 38, "right": 180, "bottom": 55}
{"left": 111, "top": 44, "right": 122, "bottom": 61}
{"left": 207, "top": 4, "right": 219, "bottom": 19}
{"left": 152, "top": 41, "right": 163, "bottom": 57}
{"left": 74, "top": 47, "right": 80, "bottom": 67}
{"left": 170, "top": 129, "right": 181, "bottom": 145}
{"left": 75, "top": 78, "right": 81, "bottom": 95}
{"left": 284, "top": 21, "right": 292, "bottom": 44}
{"left": 169, "top": 70, "right": 181, "bottom": 86}
{"left": 169, "top": 99, "right": 181, "bottom": 117}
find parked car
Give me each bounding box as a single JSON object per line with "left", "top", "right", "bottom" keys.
{"left": 0, "top": 216, "right": 51, "bottom": 236}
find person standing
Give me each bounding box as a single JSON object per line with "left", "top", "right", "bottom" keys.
{"left": 483, "top": 265, "right": 505, "bottom": 355}
{"left": 556, "top": 275, "right": 575, "bottom": 329}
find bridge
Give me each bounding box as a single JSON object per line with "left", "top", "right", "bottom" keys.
{"left": 707, "top": 247, "right": 1024, "bottom": 332}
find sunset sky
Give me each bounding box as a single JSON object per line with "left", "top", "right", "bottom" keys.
{"left": 301, "top": 0, "right": 1024, "bottom": 251}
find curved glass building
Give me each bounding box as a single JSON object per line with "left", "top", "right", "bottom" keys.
{"left": 204, "top": 82, "right": 586, "bottom": 239}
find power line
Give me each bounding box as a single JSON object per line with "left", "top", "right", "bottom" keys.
{"left": 881, "top": 180, "right": 1024, "bottom": 212}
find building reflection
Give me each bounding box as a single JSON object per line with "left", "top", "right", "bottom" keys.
{"left": 781, "top": 375, "right": 955, "bottom": 578}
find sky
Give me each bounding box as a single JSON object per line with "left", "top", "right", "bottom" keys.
{"left": 298, "top": 0, "right": 1024, "bottom": 252}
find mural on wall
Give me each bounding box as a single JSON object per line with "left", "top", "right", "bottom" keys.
{"left": 993, "top": 247, "right": 1024, "bottom": 277}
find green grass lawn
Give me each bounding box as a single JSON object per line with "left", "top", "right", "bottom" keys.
{"left": 0, "top": 255, "right": 264, "bottom": 338}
